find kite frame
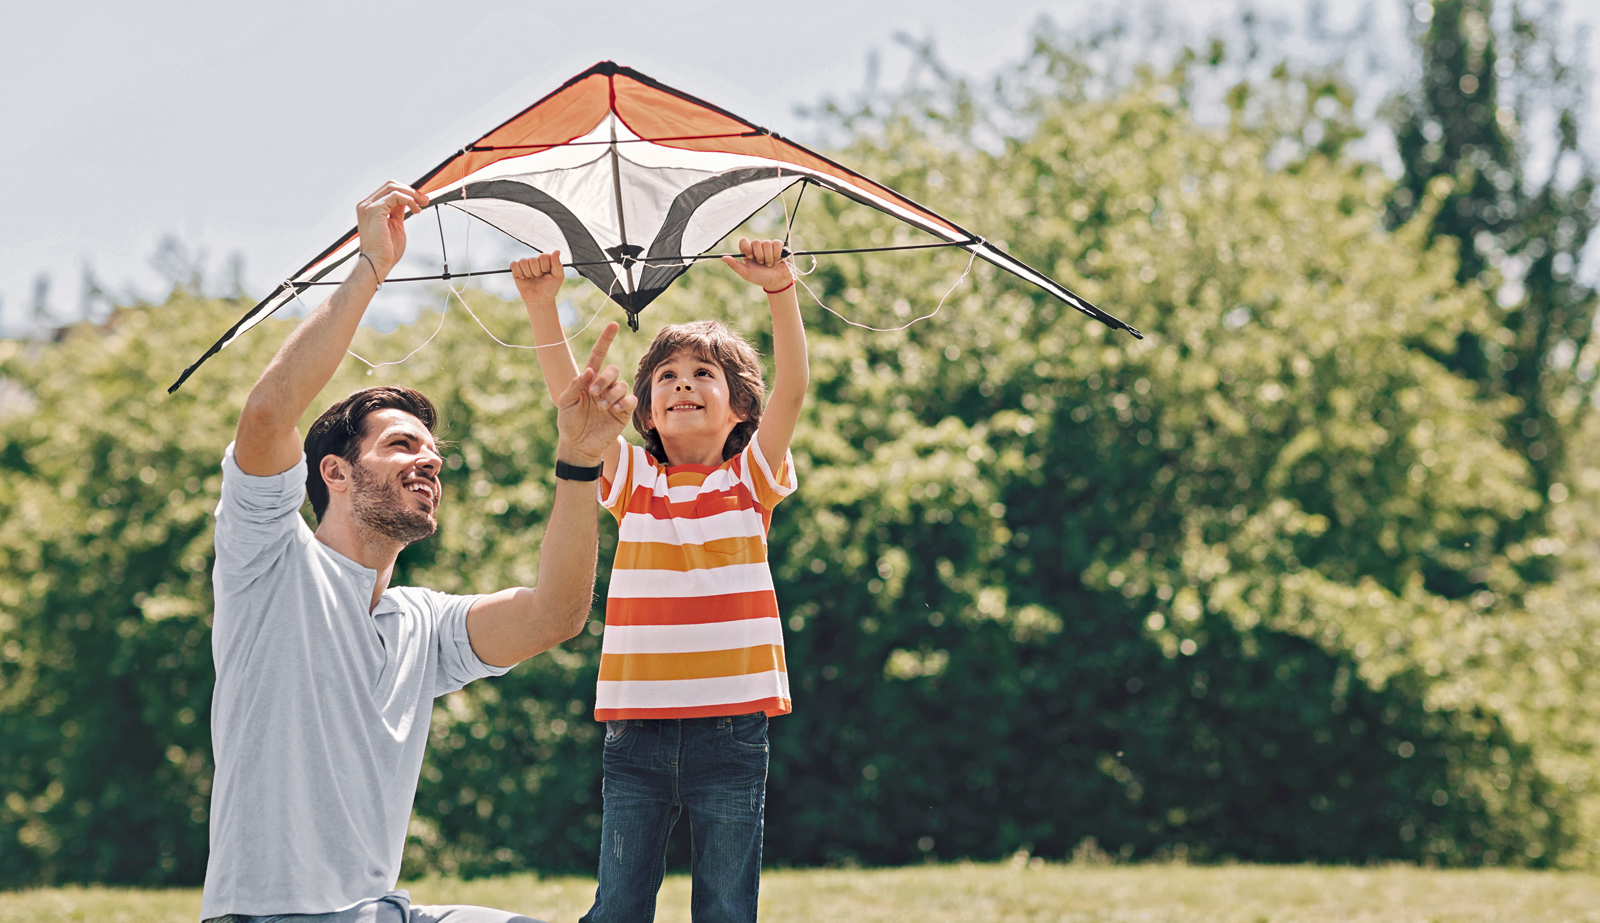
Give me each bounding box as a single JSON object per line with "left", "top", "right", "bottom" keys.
{"left": 169, "top": 61, "right": 1138, "bottom": 393}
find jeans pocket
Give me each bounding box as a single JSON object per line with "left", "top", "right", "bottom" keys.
{"left": 604, "top": 719, "right": 632, "bottom": 746}
{"left": 727, "top": 713, "right": 769, "bottom": 753}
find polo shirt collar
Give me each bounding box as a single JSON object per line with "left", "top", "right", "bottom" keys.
{"left": 312, "top": 534, "right": 399, "bottom": 618}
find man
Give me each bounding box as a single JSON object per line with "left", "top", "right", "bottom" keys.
{"left": 200, "top": 182, "right": 635, "bottom": 923}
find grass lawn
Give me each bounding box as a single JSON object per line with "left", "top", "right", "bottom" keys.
{"left": 4, "top": 861, "right": 1600, "bottom": 922}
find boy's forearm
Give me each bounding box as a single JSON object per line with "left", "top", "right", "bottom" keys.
{"left": 766, "top": 287, "right": 810, "bottom": 407}
{"left": 523, "top": 295, "right": 582, "bottom": 404}
{"left": 754, "top": 286, "right": 808, "bottom": 468}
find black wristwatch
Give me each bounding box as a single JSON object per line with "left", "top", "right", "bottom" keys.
{"left": 555, "top": 459, "right": 603, "bottom": 482}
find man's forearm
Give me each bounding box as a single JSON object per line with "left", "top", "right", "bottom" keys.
{"left": 464, "top": 467, "right": 598, "bottom": 666}
{"left": 234, "top": 184, "right": 425, "bottom": 475}
{"left": 463, "top": 335, "right": 633, "bottom": 666}
{"left": 233, "top": 262, "right": 381, "bottom": 475}
{"left": 531, "top": 464, "right": 601, "bottom": 636}
{"left": 245, "top": 263, "right": 380, "bottom": 426}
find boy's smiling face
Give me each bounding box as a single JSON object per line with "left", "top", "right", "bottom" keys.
{"left": 644, "top": 350, "right": 746, "bottom": 464}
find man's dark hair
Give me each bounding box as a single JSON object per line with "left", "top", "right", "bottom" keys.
{"left": 303, "top": 386, "right": 439, "bottom": 522}
{"left": 632, "top": 320, "right": 765, "bottom": 466}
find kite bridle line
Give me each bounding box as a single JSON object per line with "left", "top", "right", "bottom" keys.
{"left": 331, "top": 179, "right": 971, "bottom": 370}
{"left": 339, "top": 161, "right": 469, "bottom": 370}
{"left": 334, "top": 242, "right": 616, "bottom": 371}
{"left": 340, "top": 162, "right": 617, "bottom": 367}
{"left": 341, "top": 292, "right": 451, "bottom": 371}
{"left": 796, "top": 247, "right": 977, "bottom": 334}
{"left": 441, "top": 270, "right": 615, "bottom": 355}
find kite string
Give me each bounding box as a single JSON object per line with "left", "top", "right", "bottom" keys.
{"left": 796, "top": 246, "right": 976, "bottom": 334}
{"left": 446, "top": 193, "right": 616, "bottom": 351}
{"left": 444, "top": 170, "right": 616, "bottom": 353}
{"left": 773, "top": 176, "right": 971, "bottom": 333}
{"left": 275, "top": 276, "right": 454, "bottom": 371}
{"left": 346, "top": 300, "right": 451, "bottom": 369}
{"left": 445, "top": 274, "right": 610, "bottom": 351}
{"left": 327, "top": 172, "right": 965, "bottom": 370}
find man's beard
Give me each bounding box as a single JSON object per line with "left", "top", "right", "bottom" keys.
{"left": 349, "top": 461, "right": 438, "bottom": 545}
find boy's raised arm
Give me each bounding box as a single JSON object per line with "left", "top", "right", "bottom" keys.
{"left": 515, "top": 252, "right": 624, "bottom": 481}
{"left": 722, "top": 238, "right": 809, "bottom": 468}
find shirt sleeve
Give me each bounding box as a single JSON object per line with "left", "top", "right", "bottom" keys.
{"left": 430, "top": 589, "right": 513, "bottom": 697}
{"left": 212, "top": 442, "right": 310, "bottom": 591}
{"left": 599, "top": 442, "right": 646, "bottom": 524}
{"left": 741, "top": 436, "right": 797, "bottom": 511}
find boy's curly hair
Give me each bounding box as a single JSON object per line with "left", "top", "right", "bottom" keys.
{"left": 633, "top": 320, "right": 765, "bottom": 466}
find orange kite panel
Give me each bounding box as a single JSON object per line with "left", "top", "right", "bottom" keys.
{"left": 610, "top": 73, "right": 962, "bottom": 236}
{"left": 418, "top": 73, "right": 612, "bottom": 196}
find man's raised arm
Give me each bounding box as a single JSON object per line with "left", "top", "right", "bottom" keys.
{"left": 465, "top": 324, "right": 636, "bottom": 667}
{"left": 233, "top": 183, "right": 429, "bottom": 477}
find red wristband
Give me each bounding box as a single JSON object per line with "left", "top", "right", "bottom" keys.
{"left": 763, "top": 280, "right": 796, "bottom": 295}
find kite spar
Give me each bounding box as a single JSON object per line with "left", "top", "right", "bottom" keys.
{"left": 170, "top": 61, "right": 1138, "bottom": 393}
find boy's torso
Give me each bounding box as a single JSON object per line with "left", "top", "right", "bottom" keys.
{"left": 595, "top": 442, "right": 795, "bottom": 721}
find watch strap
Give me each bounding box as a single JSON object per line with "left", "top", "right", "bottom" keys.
{"left": 555, "top": 459, "right": 603, "bottom": 482}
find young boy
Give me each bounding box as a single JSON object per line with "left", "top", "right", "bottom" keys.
{"left": 513, "top": 239, "right": 808, "bottom": 923}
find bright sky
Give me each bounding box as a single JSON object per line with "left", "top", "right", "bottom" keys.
{"left": 2, "top": 1, "right": 1596, "bottom": 334}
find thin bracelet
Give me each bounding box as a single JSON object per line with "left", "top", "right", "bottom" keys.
{"left": 763, "top": 280, "right": 796, "bottom": 295}
{"left": 358, "top": 252, "right": 384, "bottom": 291}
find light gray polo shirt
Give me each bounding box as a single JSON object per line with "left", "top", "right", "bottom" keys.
{"left": 200, "top": 444, "right": 510, "bottom": 920}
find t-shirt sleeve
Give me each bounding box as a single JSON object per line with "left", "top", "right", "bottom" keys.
{"left": 212, "top": 442, "right": 310, "bottom": 590}
{"left": 431, "top": 589, "right": 513, "bottom": 697}
{"left": 599, "top": 442, "right": 645, "bottom": 524}
{"left": 740, "top": 436, "right": 797, "bottom": 511}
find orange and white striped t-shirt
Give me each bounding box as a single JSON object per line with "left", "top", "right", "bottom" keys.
{"left": 594, "top": 438, "right": 797, "bottom": 721}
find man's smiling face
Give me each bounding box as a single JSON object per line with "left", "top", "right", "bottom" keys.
{"left": 645, "top": 350, "right": 745, "bottom": 460}
{"left": 347, "top": 407, "right": 443, "bottom": 544}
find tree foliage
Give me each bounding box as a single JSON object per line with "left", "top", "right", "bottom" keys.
{"left": 1390, "top": 0, "right": 1599, "bottom": 520}
{"left": 2, "top": 31, "right": 1596, "bottom": 885}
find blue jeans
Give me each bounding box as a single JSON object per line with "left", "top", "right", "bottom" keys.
{"left": 580, "top": 714, "right": 770, "bottom": 923}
